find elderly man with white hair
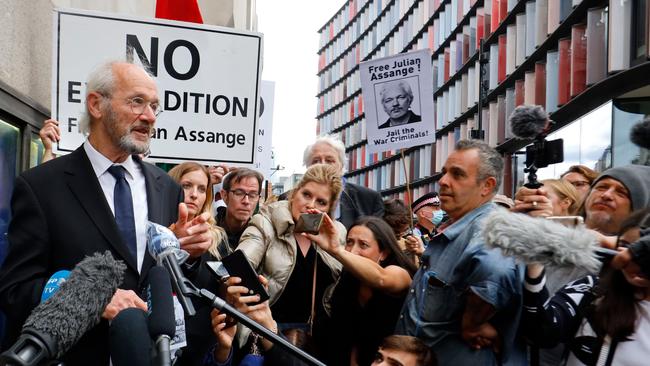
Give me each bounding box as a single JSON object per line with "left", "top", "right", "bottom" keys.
{"left": 303, "top": 136, "right": 384, "bottom": 229}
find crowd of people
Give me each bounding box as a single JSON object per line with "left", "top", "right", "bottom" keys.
{"left": 0, "top": 60, "right": 649, "bottom": 366}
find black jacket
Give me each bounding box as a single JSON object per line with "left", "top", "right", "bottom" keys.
{"left": 0, "top": 146, "right": 181, "bottom": 365}
{"left": 338, "top": 182, "right": 384, "bottom": 230}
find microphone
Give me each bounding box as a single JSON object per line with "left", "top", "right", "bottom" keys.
{"left": 509, "top": 105, "right": 549, "bottom": 139}
{"left": 630, "top": 118, "right": 650, "bottom": 149}
{"left": 0, "top": 251, "right": 125, "bottom": 366}
{"left": 483, "top": 209, "right": 617, "bottom": 273}
{"left": 109, "top": 308, "right": 152, "bottom": 366}
{"left": 40, "top": 271, "right": 70, "bottom": 303}
{"left": 146, "top": 222, "right": 196, "bottom": 316}
{"left": 147, "top": 266, "right": 175, "bottom": 366}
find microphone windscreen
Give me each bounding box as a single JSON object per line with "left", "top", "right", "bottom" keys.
{"left": 147, "top": 266, "right": 176, "bottom": 338}
{"left": 483, "top": 209, "right": 603, "bottom": 272}
{"left": 40, "top": 270, "right": 70, "bottom": 303}
{"left": 23, "top": 251, "right": 126, "bottom": 358}
{"left": 509, "top": 105, "right": 548, "bottom": 139}
{"left": 109, "top": 308, "right": 152, "bottom": 366}
{"left": 147, "top": 221, "right": 181, "bottom": 260}
{"left": 630, "top": 118, "right": 650, "bottom": 149}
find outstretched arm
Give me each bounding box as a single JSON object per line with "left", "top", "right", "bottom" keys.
{"left": 304, "top": 213, "right": 411, "bottom": 295}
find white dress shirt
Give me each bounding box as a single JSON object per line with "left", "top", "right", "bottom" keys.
{"left": 84, "top": 141, "right": 149, "bottom": 272}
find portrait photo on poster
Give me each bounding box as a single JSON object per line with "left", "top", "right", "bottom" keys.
{"left": 374, "top": 76, "right": 422, "bottom": 130}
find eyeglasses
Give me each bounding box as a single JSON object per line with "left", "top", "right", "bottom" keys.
{"left": 127, "top": 97, "right": 163, "bottom": 117}
{"left": 228, "top": 189, "right": 260, "bottom": 201}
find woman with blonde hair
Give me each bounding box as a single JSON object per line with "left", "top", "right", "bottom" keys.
{"left": 168, "top": 162, "right": 230, "bottom": 365}
{"left": 168, "top": 162, "right": 228, "bottom": 259}
{"left": 541, "top": 179, "right": 581, "bottom": 216}
{"left": 236, "top": 163, "right": 345, "bottom": 356}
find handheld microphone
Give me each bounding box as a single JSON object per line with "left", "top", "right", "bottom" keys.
{"left": 483, "top": 209, "right": 616, "bottom": 273}
{"left": 509, "top": 105, "right": 549, "bottom": 139}
{"left": 40, "top": 271, "right": 70, "bottom": 303}
{"left": 146, "top": 222, "right": 196, "bottom": 316}
{"left": 109, "top": 308, "right": 152, "bottom": 366}
{"left": 630, "top": 118, "right": 650, "bottom": 149}
{"left": 0, "top": 251, "right": 125, "bottom": 366}
{"left": 147, "top": 266, "right": 175, "bottom": 366}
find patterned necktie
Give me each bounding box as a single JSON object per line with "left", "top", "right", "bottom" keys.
{"left": 107, "top": 165, "right": 137, "bottom": 261}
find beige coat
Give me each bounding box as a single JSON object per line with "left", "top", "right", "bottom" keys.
{"left": 236, "top": 200, "right": 346, "bottom": 305}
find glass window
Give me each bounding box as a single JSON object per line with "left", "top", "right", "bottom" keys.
{"left": 612, "top": 98, "right": 650, "bottom": 166}
{"left": 0, "top": 120, "right": 20, "bottom": 265}
{"left": 514, "top": 102, "right": 613, "bottom": 189}
{"left": 30, "top": 132, "right": 44, "bottom": 168}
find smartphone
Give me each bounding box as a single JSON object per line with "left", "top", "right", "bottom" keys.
{"left": 294, "top": 213, "right": 324, "bottom": 235}
{"left": 220, "top": 250, "right": 270, "bottom": 305}
{"left": 547, "top": 216, "right": 584, "bottom": 228}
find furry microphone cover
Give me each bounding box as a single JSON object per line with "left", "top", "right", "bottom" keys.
{"left": 22, "top": 251, "right": 126, "bottom": 358}
{"left": 509, "top": 105, "right": 548, "bottom": 139}
{"left": 483, "top": 209, "right": 602, "bottom": 273}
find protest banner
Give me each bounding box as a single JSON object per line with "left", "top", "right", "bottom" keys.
{"left": 52, "top": 8, "right": 263, "bottom": 165}
{"left": 255, "top": 81, "right": 275, "bottom": 177}
{"left": 359, "top": 49, "right": 435, "bottom": 154}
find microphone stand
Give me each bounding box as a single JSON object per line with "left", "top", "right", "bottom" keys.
{"left": 197, "top": 288, "right": 327, "bottom": 366}
{"left": 167, "top": 263, "right": 326, "bottom": 366}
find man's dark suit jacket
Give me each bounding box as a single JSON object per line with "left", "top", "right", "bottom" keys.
{"left": 339, "top": 182, "right": 385, "bottom": 230}
{"left": 0, "top": 146, "right": 181, "bottom": 365}
{"left": 377, "top": 110, "right": 422, "bottom": 129}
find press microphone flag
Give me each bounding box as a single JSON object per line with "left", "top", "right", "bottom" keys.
{"left": 146, "top": 222, "right": 196, "bottom": 316}
{"left": 40, "top": 271, "right": 70, "bottom": 303}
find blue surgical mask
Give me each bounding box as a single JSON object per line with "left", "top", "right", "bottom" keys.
{"left": 431, "top": 209, "right": 445, "bottom": 226}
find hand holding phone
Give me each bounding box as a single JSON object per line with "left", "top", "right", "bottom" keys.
{"left": 294, "top": 213, "right": 325, "bottom": 235}
{"left": 217, "top": 250, "right": 270, "bottom": 306}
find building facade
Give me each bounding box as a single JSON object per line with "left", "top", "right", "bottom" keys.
{"left": 316, "top": 0, "right": 650, "bottom": 203}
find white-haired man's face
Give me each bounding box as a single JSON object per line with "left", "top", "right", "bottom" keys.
{"left": 381, "top": 84, "right": 412, "bottom": 120}
{"left": 308, "top": 142, "right": 343, "bottom": 174}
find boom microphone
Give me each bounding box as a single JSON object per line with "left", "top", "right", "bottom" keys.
{"left": 630, "top": 118, "right": 650, "bottom": 149}
{"left": 147, "top": 266, "right": 175, "bottom": 366}
{"left": 109, "top": 308, "right": 152, "bottom": 366}
{"left": 483, "top": 209, "right": 617, "bottom": 273}
{"left": 509, "top": 105, "right": 549, "bottom": 139}
{"left": 0, "top": 251, "right": 125, "bottom": 366}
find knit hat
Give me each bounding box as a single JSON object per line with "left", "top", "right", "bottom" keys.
{"left": 591, "top": 165, "right": 650, "bottom": 211}
{"left": 411, "top": 192, "right": 441, "bottom": 213}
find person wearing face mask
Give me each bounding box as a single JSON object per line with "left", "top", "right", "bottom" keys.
{"left": 406, "top": 192, "right": 446, "bottom": 258}
{"left": 411, "top": 192, "right": 445, "bottom": 242}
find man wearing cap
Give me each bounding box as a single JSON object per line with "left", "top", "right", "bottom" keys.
{"left": 583, "top": 165, "right": 650, "bottom": 236}
{"left": 411, "top": 192, "right": 444, "bottom": 241}
{"left": 515, "top": 164, "right": 650, "bottom": 237}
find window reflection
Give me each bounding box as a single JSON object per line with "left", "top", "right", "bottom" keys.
{"left": 612, "top": 99, "right": 650, "bottom": 166}
{"left": 30, "top": 132, "right": 44, "bottom": 168}
{"left": 0, "top": 120, "right": 19, "bottom": 265}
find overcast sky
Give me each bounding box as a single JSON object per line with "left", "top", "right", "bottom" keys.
{"left": 256, "top": 0, "right": 346, "bottom": 181}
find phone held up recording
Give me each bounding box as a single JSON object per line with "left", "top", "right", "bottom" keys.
{"left": 294, "top": 213, "right": 325, "bottom": 235}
